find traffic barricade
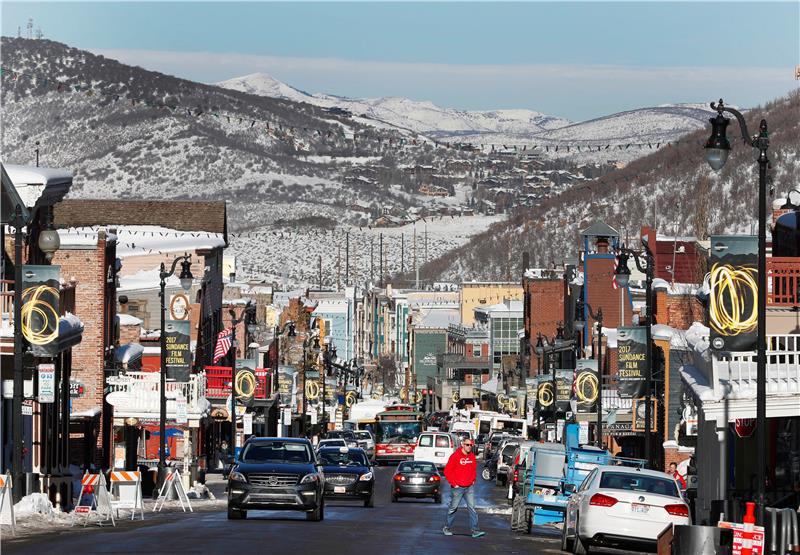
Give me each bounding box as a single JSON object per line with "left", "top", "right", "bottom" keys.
{"left": 0, "top": 474, "right": 16, "bottom": 536}
{"left": 153, "top": 468, "right": 193, "bottom": 513}
{"left": 109, "top": 470, "right": 145, "bottom": 521}
{"left": 73, "top": 473, "right": 115, "bottom": 527}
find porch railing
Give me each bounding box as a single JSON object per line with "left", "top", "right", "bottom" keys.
{"left": 767, "top": 257, "right": 800, "bottom": 307}
{"left": 106, "top": 371, "right": 208, "bottom": 415}
{"left": 716, "top": 334, "right": 800, "bottom": 395}
{"left": 204, "top": 365, "right": 270, "bottom": 399}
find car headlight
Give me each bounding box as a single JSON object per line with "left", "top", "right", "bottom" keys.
{"left": 359, "top": 472, "right": 373, "bottom": 481}
{"left": 300, "top": 473, "right": 320, "bottom": 484}
{"left": 229, "top": 471, "right": 246, "bottom": 483}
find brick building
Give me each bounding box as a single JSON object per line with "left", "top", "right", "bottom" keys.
{"left": 522, "top": 268, "right": 564, "bottom": 375}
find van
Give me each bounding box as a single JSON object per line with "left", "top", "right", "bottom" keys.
{"left": 413, "top": 432, "right": 457, "bottom": 468}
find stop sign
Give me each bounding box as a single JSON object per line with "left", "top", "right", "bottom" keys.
{"left": 734, "top": 418, "right": 757, "bottom": 438}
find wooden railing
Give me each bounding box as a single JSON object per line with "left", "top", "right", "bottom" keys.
{"left": 768, "top": 257, "right": 800, "bottom": 307}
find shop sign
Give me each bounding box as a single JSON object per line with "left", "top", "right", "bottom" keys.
{"left": 38, "top": 363, "right": 55, "bottom": 403}
{"left": 69, "top": 379, "right": 86, "bottom": 398}
{"left": 21, "top": 399, "right": 33, "bottom": 416}
{"left": 632, "top": 398, "right": 657, "bottom": 432}
{"left": 605, "top": 422, "right": 641, "bottom": 437}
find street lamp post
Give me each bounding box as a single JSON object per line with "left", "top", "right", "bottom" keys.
{"left": 228, "top": 302, "right": 256, "bottom": 457}
{"left": 158, "top": 254, "right": 193, "bottom": 487}
{"left": 11, "top": 206, "right": 25, "bottom": 502}
{"left": 586, "top": 305, "right": 604, "bottom": 448}
{"left": 704, "top": 99, "right": 769, "bottom": 523}
{"left": 301, "top": 332, "right": 319, "bottom": 437}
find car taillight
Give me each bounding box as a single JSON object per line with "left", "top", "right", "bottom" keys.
{"left": 394, "top": 475, "right": 406, "bottom": 481}
{"left": 513, "top": 469, "right": 519, "bottom": 483}
{"left": 429, "top": 475, "right": 441, "bottom": 482}
{"left": 589, "top": 493, "right": 618, "bottom": 507}
{"left": 664, "top": 504, "right": 689, "bottom": 517}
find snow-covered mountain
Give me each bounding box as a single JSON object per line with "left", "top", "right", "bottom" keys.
{"left": 217, "top": 73, "right": 573, "bottom": 136}
{"left": 217, "top": 73, "right": 717, "bottom": 163}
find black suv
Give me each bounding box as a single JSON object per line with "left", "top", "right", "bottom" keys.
{"left": 227, "top": 437, "right": 324, "bottom": 521}
{"left": 318, "top": 447, "right": 374, "bottom": 507}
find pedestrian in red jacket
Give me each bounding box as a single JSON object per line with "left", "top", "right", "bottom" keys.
{"left": 442, "top": 439, "right": 485, "bottom": 538}
{"left": 669, "top": 462, "right": 687, "bottom": 489}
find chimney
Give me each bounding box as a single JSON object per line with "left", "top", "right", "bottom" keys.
{"left": 596, "top": 236, "right": 609, "bottom": 253}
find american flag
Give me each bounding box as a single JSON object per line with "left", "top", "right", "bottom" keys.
{"left": 212, "top": 328, "right": 233, "bottom": 363}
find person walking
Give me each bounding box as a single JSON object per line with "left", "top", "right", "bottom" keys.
{"left": 442, "top": 438, "right": 485, "bottom": 538}
{"left": 669, "top": 462, "right": 687, "bottom": 489}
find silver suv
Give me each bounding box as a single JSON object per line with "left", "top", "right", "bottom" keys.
{"left": 354, "top": 430, "right": 375, "bottom": 460}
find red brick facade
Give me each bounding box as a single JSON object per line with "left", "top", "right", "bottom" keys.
{"left": 119, "top": 323, "right": 141, "bottom": 345}
{"left": 585, "top": 256, "right": 632, "bottom": 333}
{"left": 654, "top": 289, "right": 705, "bottom": 329}
{"left": 523, "top": 278, "right": 564, "bottom": 375}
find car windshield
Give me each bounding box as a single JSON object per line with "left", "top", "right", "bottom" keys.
{"left": 376, "top": 421, "right": 421, "bottom": 444}
{"left": 240, "top": 442, "right": 312, "bottom": 464}
{"left": 319, "top": 450, "right": 368, "bottom": 467}
{"left": 398, "top": 462, "right": 436, "bottom": 474}
{"left": 599, "top": 472, "right": 680, "bottom": 498}
{"left": 327, "top": 431, "right": 355, "bottom": 440}
{"left": 354, "top": 432, "right": 372, "bottom": 440}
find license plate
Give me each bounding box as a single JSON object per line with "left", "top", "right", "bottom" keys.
{"left": 410, "top": 477, "right": 424, "bottom": 484}
{"left": 631, "top": 503, "right": 649, "bottom": 514}
{"left": 334, "top": 486, "right": 346, "bottom": 494}
{"left": 435, "top": 452, "right": 445, "bottom": 457}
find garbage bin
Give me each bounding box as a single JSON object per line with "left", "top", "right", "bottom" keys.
{"left": 672, "top": 525, "right": 733, "bottom": 555}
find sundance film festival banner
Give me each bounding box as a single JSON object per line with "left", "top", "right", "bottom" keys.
{"left": 555, "top": 370, "right": 573, "bottom": 413}
{"left": 22, "top": 265, "right": 61, "bottom": 357}
{"left": 164, "top": 320, "right": 191, "bottom": 381}
{"left": 617, "top": 327, "right": 648, "bottom": 398}
{"left": 709, "top": 235, "right": 758, "bottom": 352}
{"left": 574, "top": 359, "right": 599, "bottom": 413}
{"left": 537, "top": 375, "right": 554, "bottom": 412}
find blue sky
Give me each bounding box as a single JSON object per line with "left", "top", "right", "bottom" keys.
{"left": 2, "top": 2, "right": 798, "bottom": 120}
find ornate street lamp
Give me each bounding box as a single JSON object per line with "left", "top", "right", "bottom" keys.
{"left": 586, "top": 304, "right": 604, "bottom": 448}
{"left": 704, "top": 98, "right": 770, "bottom": 523}
{"left": 158, "top": 254, "right": 192, "bottom": 487}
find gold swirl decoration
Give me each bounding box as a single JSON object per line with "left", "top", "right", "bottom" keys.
{"left": 452, "top": 391, "right": 460, "bottom": 403}
{"left": 21, "top": 285, "right": 60, "bottom": 345}
{"left": 709, "top": 263, "right": 758, "bottom": 336}
{"left": 305, "top": 380, "right": 320, "bottom": 400}
{"left": 345, "top": 390, "right": 357, "bottom": 407}
{"left": 538, "top": 382, "right": 554, "bottom": 408}
{"left": 575, "top": 371, "right": 599, "bottom": 404}
{"left": 235, "top": 369, "right": 256, "bottom": 400}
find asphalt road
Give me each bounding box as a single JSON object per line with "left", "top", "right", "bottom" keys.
{"left": 3, "top": 465, "right": 580, "bottom": 555}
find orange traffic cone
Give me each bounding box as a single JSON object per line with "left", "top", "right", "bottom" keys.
{"left": 741, "top": 502, "right": 756, "bottom": 555}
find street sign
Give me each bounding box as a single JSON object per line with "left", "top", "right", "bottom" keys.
{"left": 734, "top": 418, "right": 757, "bottom": 438}
{"left": 242, "top": 413, "right": 253, "bottom": 435}
{"left": 175, "top": 397, "right": 188, "bottom": 424}
{"left": 38, "top": 363, "right": 55, "bottom": 403}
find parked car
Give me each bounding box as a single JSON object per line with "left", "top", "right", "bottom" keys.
{"left": 484, "top": 432, "right": 512, "bottom": 461}
{"left": 353, "top": 430, "right": 375, "bottom": 460}
{"left": 391, "top": 460, "right": 442, "bottom": 503}
{"left": 326, "top": 430, "right": 358, "bottom": 448}
{"left": 413, "top": 432, "right": 457, "bottom": 468}
{"left": 227, "top": 437, "right": 324, "bottom": 521}
{"left": 475, "top": 433, "right": 489, "bottom": 456}
{"left": 495, "top": 438, "right": 522, "bottom": 486}
{"left": 316, "top": 438, "right": 348, "bottom": 451}
{"left": 318, "top": 446, "right": 374, "bottom": 507}
{"left": 562, "top": 465, "right": 691, "bottom": 554}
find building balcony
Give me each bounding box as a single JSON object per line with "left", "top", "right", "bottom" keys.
{"left": 204, "top": 365, "right": 272, "bottom": 400}
{"left": 105, "top": 371, "right": 211, "bottom": 425}
{"left": 767, "top": 257, "right": 800, "bottom": 307}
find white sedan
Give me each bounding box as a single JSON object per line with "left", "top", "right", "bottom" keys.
{"left": 562, "top": 465, "right": 690, "bottom": 554}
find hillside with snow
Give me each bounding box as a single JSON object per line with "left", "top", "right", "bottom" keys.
{"left": 217, "top": 73, "right": 717, "bottom": 164}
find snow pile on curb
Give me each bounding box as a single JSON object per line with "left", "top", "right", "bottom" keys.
{"left": 187, "top": 483, "right": 215, "bottom": 500}
{"left": 14, "top": 493, "right": 58, "bottom": 519}
{"left": 476, "top": 505, "right": 512, "bottom": 515}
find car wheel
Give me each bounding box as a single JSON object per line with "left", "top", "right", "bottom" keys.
{"left": 573, "top": 515, "right": 590, "bottom": 555}
{"left": 364, "top": 495, "right": 374, "bottom": 508}
{"left": 525, "top": 509, "right": 532, "bottom": 534}
{"left": 227, "top": 506, "right": 245, "bottom": 520}
{"left": 307, "top": 500, "right": 323, "bottom": 522}
{"left": 434, "top": 493, "right": 442, "bottom": 504}
{"left": 482, "top": 468, "right": 492, "bottom": 481}
{"left": 391, "top": 494, "right": 398, "bottom": 503}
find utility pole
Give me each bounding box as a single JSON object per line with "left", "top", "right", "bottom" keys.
{"left": 318, "top": 255, "right": 322, "bottom": 289}
{"left": 379, "top": 233, "right": 384, "bottom": 288}
{"left": 337, "top": 245, "right": 341, "bottom": 290}
{"left": 370, "top": 238, "right": 374, "bottom": 285}
{"left": 401, "top": 233, "right": 405, "bottom": 275}
{"left": 345, "top": 231, "right": 350, "bottom": 287}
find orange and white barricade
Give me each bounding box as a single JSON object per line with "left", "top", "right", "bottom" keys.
{"left": 153, "top": 468, "right": 192, "bottom": 513}
{"left": 72, "top": 472, "right": 115, "bottom": 527}
{"left": 0, "top": 474, "right": 16, "bottom": 536}
{"left": 109, "top": 471, "right": 144, "bottom": 521}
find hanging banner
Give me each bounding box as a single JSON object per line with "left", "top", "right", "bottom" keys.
{"left": 277, "top": 365, "right": 296, "bottom": 405}
{"left": 555, "top": 370, "right": 573, "bottom": 413}
{"left": 709, "top": 235, "right": 758, "bottom": 352}
{"left": 21, "top": 265, "right": 61, "bottom": 357}
{"left": 537, "top": 375, "right": 554, "bottom": 411}
{"left": 617, "top": 327, "right": 648, "bottom": 398}
{"left": 164, "top": 320, "right": 191, "bottom": 381}
{"left": 235, "top": 359, "right": 257, "bottom": 407}
{"left": 575, "top": 359, "right": 599, "bottom": 413}
{"left": 632, "top": 398, "right": 657, "bottom": 432}
{"left": 38, "top": 363, "right": 56, "bottom": 403}
{"left": 525, "top": 377, "right": 538, "bottom": 412}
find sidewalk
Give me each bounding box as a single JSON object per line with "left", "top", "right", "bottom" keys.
{"left": 0, "top": 476, "right": 226, "bottom": 542}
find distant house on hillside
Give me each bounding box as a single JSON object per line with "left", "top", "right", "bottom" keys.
{"left": 373, "top": 214, "right": 406, "bottom": 228}
{"left": 419, "top": 184, "right": 449, "bottom": 197}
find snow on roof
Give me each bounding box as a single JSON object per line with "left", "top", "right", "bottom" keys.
{"left": 70, "top": 407, "right": 102, "bottom": 419}
{"left": 60, "top": 312, "right": 84, "bottom": 335}
{"left": 523, "top": 268, "right": 561, "bottom": 280}
{"left": 117, "top": 313, "right": 142, "bottom": 326}
{"left": 118, "top": 268, "right": 186, "bottom": 292}
{"left": 4, "top": 164, "right": 73, "bottom": 210}
{"left": 116, "top": 343, "right": 144, "bottom": 364}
